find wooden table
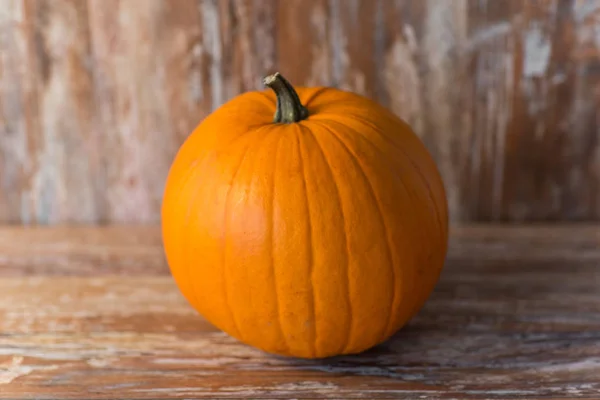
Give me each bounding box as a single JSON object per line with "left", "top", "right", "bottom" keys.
{"left": 1, "top": 225, "right": 599, "bottom": 399}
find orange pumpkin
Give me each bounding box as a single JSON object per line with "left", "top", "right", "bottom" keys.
{"left": 161, "top": 72, "right": 448, "bottom": 359}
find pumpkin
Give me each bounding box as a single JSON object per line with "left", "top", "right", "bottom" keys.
{"left": 161, "top": 72, "right": 448, "bottom": 359}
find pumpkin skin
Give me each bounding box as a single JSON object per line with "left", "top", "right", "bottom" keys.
{"left": 161, "top": 74, "right": 448, "bottom": 359}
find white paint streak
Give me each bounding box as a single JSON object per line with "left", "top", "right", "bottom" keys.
{"left": 523, "top": 24, "right": 551, "bottom": 78}
{"left": 539, "top": 358, "right": 600, "bottom": 372}
{"left": 0, "top": 0, "right": 32, "bottom": 223}
{"left": 422, "top": 0, "right": 468, "bottom": 220}
{"left": 404, "top": 24, "right": 419, "bottom": 53}
{"left": 423, "top": 1, "right": 460, "bottom": 67}
{"left": 219, "top": 381, "right": 339, "bottom": 392}
{"left": 201, "top": 0, "right": 223, "bottom": 110}
{"left": 308, "top": 4, "right": 331, "bottom": 85}
{"left": 0, "top": 3, "right": 22, "bottom": 24}
{"left": 130, "top": 387, "right": 209, "bottom": 394}
{"left": 252, "top": 1, "right": 276, "bottom": 85}
{"left": 153, "top": 357, "right": 241, "bottom": 366}
{"left": 33, "top": 6, "right": 73, "bottom": 223}
{"left": 573, "top": 1, "right": 600, "bottom": 53}
{"left": 466, "top": 21, "right": 513, "bottom": 51}
{"left": 0, "top": 356, "right": 58, "bottom": 384}
{"left": 384, "top": 34, "right": 423, "bottom": 134}
{"left": 35, "top": 74, "right": 66, "bottom": 223}
{"left": 566, "top": 383, "right": 597, "bottom": 396}
{"left": 188, "top": 42, "right": 204, "bottom": 105}
{"left": 492, "top": 45, "right": 514, "bottom": 219}
{"left": 465, "top": 389, "right": 538, "bottom": 396}
{"left": 87, "top": 357, "right": 116, "bottom": 368}
{"left": 212, "top": 381, "right": 339, "bottom": 396}
{"left": 551, "top": 72, "right": 567, "bottom": 85}
{"left": 271, "top": 381, "right": 338, "bottom": 391}
{"left": 328, "top": 0, "right": 346, "bottom": 87}
{"left": 574, "top": 0, "right": 600, "bottom": 23}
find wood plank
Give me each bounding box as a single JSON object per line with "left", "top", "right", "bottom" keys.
{"left": 0, "top": 225, "right": 599, "bottom": 398}
{"left": 0, "top": 0, "right": 31, "bottom": 223}
{"left": 0, "top": 226, "right": 167, "bottom": 276}
{"left": 0, "top": 0, "right": 102, "bottom": 223}
{"left": 497, "top": 0, "right": 599, "bottom": 221}
{"left": 2, "top": 330, "right": 599, "bottom": 398}
{"left": 276, "top": 0, "right": 331, "bottom": 86}
{"left": 86, "top": 0, "right": 205, "bottom": 223}
{"left": 0, "top": 277, "right": 196, "bottom": 334}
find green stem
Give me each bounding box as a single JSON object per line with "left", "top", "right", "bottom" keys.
{"left": 263, "top": 72, "right": 309, "bottom": 123}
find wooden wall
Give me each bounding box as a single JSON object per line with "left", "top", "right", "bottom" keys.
{"left": 1, "top": 0, "right": 599, "bottom": 224}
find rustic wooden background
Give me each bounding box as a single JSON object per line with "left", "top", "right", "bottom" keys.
{"left": 1, "top": 0, "right": 599, "bottom": 224}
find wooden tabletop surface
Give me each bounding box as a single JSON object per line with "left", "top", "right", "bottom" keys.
{"left": 1, "top": 225, "right": 599, "bottom": 399}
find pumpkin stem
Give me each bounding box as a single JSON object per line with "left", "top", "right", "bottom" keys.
{"left": 263, "top": 72, "right": 309, "bottom": 123}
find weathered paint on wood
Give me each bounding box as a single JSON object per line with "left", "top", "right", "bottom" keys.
{"left": 1, "top": 0, "right": 600, "bottom": 223}
{"left": 0, "top": 225, "right": 599, "bottom": 398}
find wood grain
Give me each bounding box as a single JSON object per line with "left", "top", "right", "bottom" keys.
{"left": 1, "top": 225, "right": 600, "bottom": 398}
{"left": 0, "top": 226, "right": 166, "bottom": 276}
{"left": 1, "top": 0, "right": 600, "bottom": 223}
